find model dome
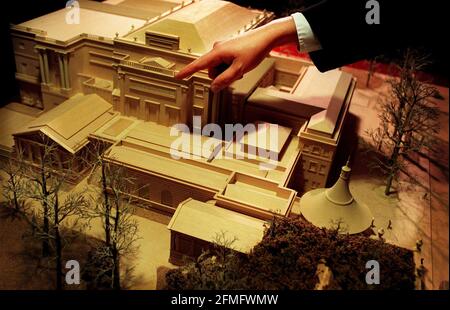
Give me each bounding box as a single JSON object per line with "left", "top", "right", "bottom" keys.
{"left": 299, "top": 161, "right": 373, "bottom": 234}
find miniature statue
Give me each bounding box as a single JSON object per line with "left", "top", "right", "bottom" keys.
{"left": 387, "top": 219, "right": 392, "bottom": 230}
{"left": 416, "top": 239, "right": 424, "bottom": 252}
{"left": 377, "top": 228, "right": 385, "bottom": 240}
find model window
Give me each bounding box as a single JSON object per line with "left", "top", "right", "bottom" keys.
{"left": 176, "top": 236, "right": 193, "bottom": 254}
{"left": 31, "top": 144, "right": 41, "bottom": 164}
{"left": 318, "top": 164, "right": 327, "bottom": 175}
{"left": 161, "top": 190, "right": 173, "bottom": 207}
{"left": 21, "top": 62, "right": 28, "bottom": 73}
{"left": 15, "top": 141, "right": 22, "bottom": 155}
{"left": 60, "top": 153, "right": 70, "bottom": 170}
{"left": 302, "top": 145, "right": 312, "bottom": 154}
{"left": 139, "top": 183, "right": 151, "bottom": 199}
{"left": 308, "top": 161, "right": 318, "bottom": 173}
{"left": 194, "top": 86, "right": 204, "bottom": 98}
{"left": 22, "top": 143, "right": 32, "bottom": 161}
{"left": 54, "top": 152, "right": 63, "bottom": 169}
{"left": 167, "top": 107, "right": 179, "bottom": 126}
{"left": 125, "top": 96, "right": 140, "bottom": 118}
{"left": 312, "top": 145, "right": 321, "bottom": 155}
{"left": 302, "top": 159, "right": 307, "bottom": 170}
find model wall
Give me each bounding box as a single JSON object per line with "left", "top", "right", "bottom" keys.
{"left": 298, "top": 140, "right": 336, "bottom": 191}
{"left": 115, "top": 167, "right": 218, "bottom": 214}
{"left": 12, "top": 35, "right": 42, "bottom": 108}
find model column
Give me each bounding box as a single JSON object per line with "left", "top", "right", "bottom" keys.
{"left": 117, "top": 71, "right": 126, "bottom": 114}
{"left": 36, "top": 47, "right": 49, "bottom": 85}
{"left": 57, "top": 52, "right": 71, "bottom": 89}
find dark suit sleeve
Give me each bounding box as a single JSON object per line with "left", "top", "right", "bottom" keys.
{"left": 301, "top": 0, "right": 440, "bottom": 71}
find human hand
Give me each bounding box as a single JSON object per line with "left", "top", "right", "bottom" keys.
{"left": 175, "top": 16, "right": 299, "bottom": 92}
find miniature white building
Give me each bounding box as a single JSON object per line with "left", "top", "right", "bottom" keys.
{"left": 1, "top": 0, "right": 359, "bottom": 263}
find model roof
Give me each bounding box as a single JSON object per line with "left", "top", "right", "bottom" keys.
{"left": 106, "top": 143, "right": 230, "bottom": 191}
{"left": 126, "top": 0, "right": 260, "bottom": 53}
{"left": 299, "top": 163, "right": 373, "bottom": 234}
{"left": 92, "top": 116, "right": 301, "bottom": 187}
{"left": 247, "top": 87, "right": 324, "bottom": 119}
{"left": 0, "top": 105, "right": 37, "bottom": 154}
{"left": 237, "top": 121, "right": 292, "bottom": 157}
{"left": 248, "top": 67, "right": 353, "bottom": 136}
{"left": 230, "top": 58, "right": 275, "bottom": 96}
{"left": 215, "top": 172, "right": 295, "bottom": 220}
{"left": 14, "top": 94, "right": 115, "bottom": 153}
{"left": 167, "top": 198, "right": 267, "bottom": 253}
{"left": 293, "top": 67, "right": 353, "bottom": 135}
{"left": 18, "top": 1, "right": 147, "bottom": 41}
{"left": 103, "top": 0, "right": 181, "bottom": 15}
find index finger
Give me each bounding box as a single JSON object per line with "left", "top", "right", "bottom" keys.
{"left": 175, "top": 50, "right": 221, "bottom": 80}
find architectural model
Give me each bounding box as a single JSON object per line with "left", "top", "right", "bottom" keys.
{"left": 1, "top": 0, "right": 376, "bottom": 266}
{"left": 300, "top": 160, "right": 373, "bottom": 234}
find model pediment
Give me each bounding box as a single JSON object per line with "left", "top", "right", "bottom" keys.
{"left": 13, "top": 94, "right": 114, "bottom": 153}
{"left": 139, "top": 57, "right": 175, "bottom": 69}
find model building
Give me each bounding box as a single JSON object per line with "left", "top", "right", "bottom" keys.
{"left": 6, "top": 1, "right": 353, "bottom": 233}
{"left": 0, "top": 0, "right": 447, "bottom": 291}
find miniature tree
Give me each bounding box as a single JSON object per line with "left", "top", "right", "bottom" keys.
{"left": 17, "top": 134, "right": 89, "bottom": 289}
{"left": 24, "top": 135, "right": 59, "bottom": 257}
{"left": 47, "top": 179, "right": 89, "bottom": 290}
{"left": 83, "top": 141, "right": 139, "bottom": 290}
{"left": 105, "top": 163, "right": 138, "bottom": 290}
{"left": 166, "top": 231, "right": 241, "bottom": 290}
{"left": 1, "top": 149, "right": 27, "bottom": 215}
{"left": 368, "top": 49, "right": 440, "bottom": 195}
{"left": 166, "top": 217, "right": 416, "bottom": 290}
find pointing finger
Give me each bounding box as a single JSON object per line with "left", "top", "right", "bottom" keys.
{"left": 175, "top": 50, "right": 222, "bottom": 80}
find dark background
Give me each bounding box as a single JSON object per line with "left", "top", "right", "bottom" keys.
{"left": 0, "top": 0, "right": 69, "bottom": 106}
{"left": 0, "top": 0, "right": 447, "bottom": 107}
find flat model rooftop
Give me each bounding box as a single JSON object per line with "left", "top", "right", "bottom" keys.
{"left": 19, "top": 11, "right": 143, "bottom": 42}
{"left": 168, "top": 198, "right": 267, "bottom": 253}
{"left": 124, "top": 0, "right": 260, "bottom": 53}
{"left": 17, "top": 0, "right": 184, "bottom": 41}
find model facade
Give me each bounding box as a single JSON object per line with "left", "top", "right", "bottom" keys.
{"left": 3, "top": 0, "right": 357, "bottom": 264}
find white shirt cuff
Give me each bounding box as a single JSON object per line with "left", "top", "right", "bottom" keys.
{"left": 291, "top": 12, "right": 322, "bottom": 53}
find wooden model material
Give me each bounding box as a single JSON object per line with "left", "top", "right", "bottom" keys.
{"left": 128, "top": 0, "right": 262, "bottom": 54}
{"left": 237, "top": 121, "right": 292, "bottom": 158}
{"left": 244, "top": 66, "right": 356, "bottom": 192}
{"left": 299, "top": 162, "right": 373, "bottom": 234}
{"left": 2, "top": 0, "right": 359, "bottom": 263}
{"left": 167, "top": 198, "right": 266, "bottom": 265}
{"left": 293, "top": 67, "right": 353, "bottom": 135}
{"left": 12, "top": 94, "right": 116, "bottom": 182}
{"left": 0, "top": 104, "right": 38, "bottom": 156}
{"left": 14, "top": 94, "right": 115, "bottom": 154}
